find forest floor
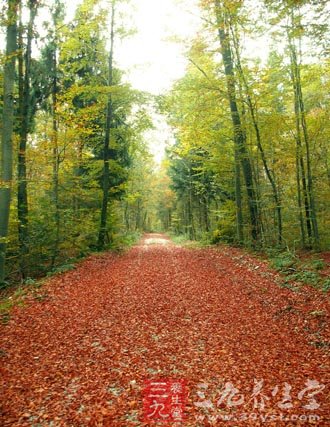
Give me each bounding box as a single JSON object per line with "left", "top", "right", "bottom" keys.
{"left": 0, "top": 234, "right": 329, "bottom": 426}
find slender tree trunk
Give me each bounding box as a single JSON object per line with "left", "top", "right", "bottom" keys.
{"left": 50, "top": 0, "right": 66, "bottom": 266}
{"left": 296, "top": 58, "right": 319, "bottom": 246}
{"left": 0, "top": 0, "right": 18, "bottom": 284}
{"left": 188, "top": 188, "right": 195, "bottom": 240}
{"left": 203, "top": 195, "right": 210, "bottom": 232}
{"left": 142, "top": 211, "right": 147, "bottom": 230}
{"left": 323, "top": 146, "right": 330, "bottom": 186}
{"left": 231, "top": 26, "right": 283, "bottom": 244}
{"left": 288, "top": 20, "right": 318, "bottom": 247}
{"left": 98, "top": 1, "right": 115, "bottom": 249}
{"left": 51, "top": 39, "right": 60, "bottom": 267}
{"left": 234, "top": 150, "right": 244, "bottom": 242}
{"left": 294, "top": 96, "right": 312, "bottom": 245}
{"left": 198, "top": 198, "right": 203, "bottom": 231}
{"left": 124, "top": 202, "right": 130, "bottom": 231}
{"left": 135, "top": 200, "right": 141, "bottom": 230}
{"left": 214, "top": 0, "right": 260, "bottom": 243}
{"left": 17, "top": 0, "right": 37, "bottom": 277}
{"left": 296, "top": 148, "right": 306, "bottom": 246}
{"left": 185, "top": 199, "right": 190, "bottom": 236}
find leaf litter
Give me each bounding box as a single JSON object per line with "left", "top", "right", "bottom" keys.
{"left": 0, "top": 234, "right": 329, "bottom": 426}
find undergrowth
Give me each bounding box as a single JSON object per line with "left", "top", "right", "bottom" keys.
{"left": 170, "top": 233, "right": 211, "bottom": 248}
{"left": 268, "top": 249, "right": 329, "bottom": 292}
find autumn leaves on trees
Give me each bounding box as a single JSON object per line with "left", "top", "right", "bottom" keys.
{"left": 163, "top": 0, "right": 329, "bottom": 249}
{"left": 0, "top": 0, "right": 329, "bottom": 285}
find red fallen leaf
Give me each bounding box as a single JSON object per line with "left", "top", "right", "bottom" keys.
{"left": 22, "top": 413, "right": 31, "bottom": 418}
{"left": 0, "top": 234, "right": 329, "bottom": 426}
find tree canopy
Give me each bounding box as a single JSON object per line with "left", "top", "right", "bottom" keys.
{"left": 0, "top": 0, "right": 329, "bottom": 285}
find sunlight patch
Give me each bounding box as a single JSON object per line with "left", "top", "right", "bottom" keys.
{"left": 144, "top": 238, "right": 169, "bottom": 245}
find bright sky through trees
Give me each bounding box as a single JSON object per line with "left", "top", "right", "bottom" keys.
{"left": 62, "top": 0, "right": 200, "bottom": 93}
{"left": 64, "top": 0, "right": 201, "bottom": 163}
{"left": 1, "top": 0, "right": 328, "bottom": 274}
{"left": 116, "top": 0, "right": 200, "bottom": 164}
{"left": 113, "top": 0, "right": 201, "bottom": 94}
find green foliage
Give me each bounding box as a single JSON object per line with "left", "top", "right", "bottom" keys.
{"left": 161, "top": 1, "right": 330, "bottom": 254}
{"left": 212, "top": 201, "right": 237, "bottom": 244}
{"left": 285, "top": 270, "right": 320, "bottom": 286}
{"left": 48, "top": 263, "right": 76, "bottom": 276}
{"left": 0, "top": 299, "right": 13, "bottom": 324}
{"left": 270, "top": 251, "right": 297, "bottom": 272}
{"left": 322, "top": 278, "right": 330, "bottom": 293}
{"left": 0, "top": 286, "right": 27, "bottom": 324}
{"left": 309, "top": 259, "right": 325, "bottom": 271}
{"left": 269, "top": 249, "right": 328, "bottom": 291}
{"left": 24, "top": 277, "right": 37, "bottom": 285}
{"left": 109, "top": 231, "right": 142, "bottom": 251}
{"left": 170, "top": 234, "right": 191, "bottom": 245}
{"left": 170, "top": 233, "right": 208, "bottom": 248}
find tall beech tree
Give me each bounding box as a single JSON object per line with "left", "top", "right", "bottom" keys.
{"left": 17, "top": 0, "right": 38, "bottom": 277}
{"left": 288, "top": 8, "right": 319, "bottom": 247}
{"left": 49, "top": 0, "right": 64, "bottom": 266}
{"left": 98, "top": 0, "right": 115, "bottom": 249}
{"left": 228, "top": 12, "right": 283, "bottom": 244}
{"left": 164, "top": 0, "right": 328, "bottom": 248}
{"left": 0, "top": 0, "right": 19, "bottom": 284}
{"left": 213, "top": 0, "right": 260, "bottom": 243}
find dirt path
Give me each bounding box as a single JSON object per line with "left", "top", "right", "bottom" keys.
{"left": 1, "top": 234, "right": 329, "bottom": 426}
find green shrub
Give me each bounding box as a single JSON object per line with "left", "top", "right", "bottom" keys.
{"left": 270, "top": 251, "right": 296, "bottom": 272}
{"left": 310, "top": 259, "right": 325, "bottom": 271}
{"left": 286, "top": 270, "right": 320, "bottom": 286}
{"left": 322, "top": 278, "right": 330, "bottom": 293}
{"left": 47, "top": 263, "right": 76, "bottom": 276}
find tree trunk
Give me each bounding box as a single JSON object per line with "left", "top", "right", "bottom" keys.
{"left": 288, "top": 13, "right": 319, "bottom": 247}
{"left": 296, "top": 148, "right": 306, "bottom": 246}
{"left": 51, "top": 0, "right": 61, "bottom": 268}
{"left": 98, "top": 1, "right": 115, "bottom": 249}
{"left": 234, "top": 147, "right": 244, "bottom": 243}
{"left": 51, "top": 31, "right": 60, "bottom": 267}
{"left": 124, "top": 202, "right": 130, "bottom": 231}
{"left": 230, "top": 25, "right": 283, "bottom": 245}
{"left": 214, "top": 0, "right": 260, "bottom": 243}
{"left": 203, "top": 195, "right": 210, "bottom": 232}
{"left": 0, "top": 0, "right": 18, "bottom": 284}
{"left": 17, "top": 0, "right": 37, "bottom": 277}
{"left": 295, "top": 50, "right": 319, "bottom": 246}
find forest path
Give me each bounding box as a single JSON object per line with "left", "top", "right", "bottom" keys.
{"left": 1, "top": 234, "right": 329, "bottom": 426}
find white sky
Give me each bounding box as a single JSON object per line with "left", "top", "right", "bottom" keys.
{"left": 116, "top": 0, "right": 200, "bottom": 94}
{"left": 114, "top": 0, "right": 201, "bottom": 164}
{"left": 66, "top": 0, "right": 201, "bottom": 164}
{"left": 64, "top": 0, "right": 200, "bottom": 95}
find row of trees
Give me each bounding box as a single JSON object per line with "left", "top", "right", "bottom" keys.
{"left": 0, "top": 0, "right": 156, "bottom": 285}
{"left": 161, "top": 0, "right": 329, "bottom": 249}
{"left": 1, "top": 0, "right": 328, "bottom": 285}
